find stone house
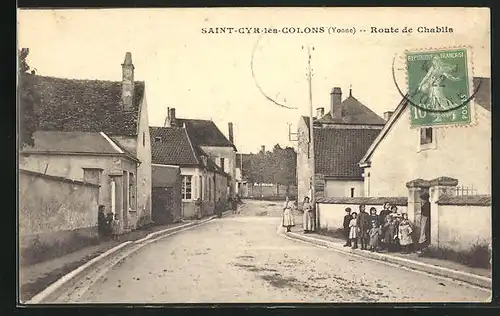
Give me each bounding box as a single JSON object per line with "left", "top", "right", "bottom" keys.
{"left": 296, "top": 87, "right": 385, "bottom": 203}
{"left": 358, "top": 77, "right": 491, "bottom": 197}
{"left": 150, "top": 125, "right": 230, "bottom": 219}
{"left": 20, "top": 52, "right": 152, "bottom": 232}
{"left": 164, "top": 108, "right": 238, "bottom": 199}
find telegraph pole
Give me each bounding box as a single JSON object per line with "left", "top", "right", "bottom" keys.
{"left": 304, "top": 45, "right": 316, "bottom": 230}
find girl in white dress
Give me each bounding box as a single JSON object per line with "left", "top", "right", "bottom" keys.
{"left": 282, "top": 196, "right": 295, "bottom": 232}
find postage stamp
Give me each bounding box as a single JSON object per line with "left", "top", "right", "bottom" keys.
{"left": 405, "top": 47, "right": 475, "bottom": 128}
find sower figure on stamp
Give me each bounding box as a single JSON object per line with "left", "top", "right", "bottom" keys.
{"left": 343, "top": 207, "right": 352, "bottom": 247}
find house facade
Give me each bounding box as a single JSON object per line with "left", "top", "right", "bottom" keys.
{"left": 296, "top": 87, "right": 385, "bottom": 203}
{"left": 359, "top": 77, "right": 491, "bottom": 197}
{"left": 150, "top": 126, "right": 230, "bottom": 219}
{"left": 164, "top": 108, "right": 238, "bottom": 199}
{"left": 20, "top": 52, "right": 152, "bottom": 232}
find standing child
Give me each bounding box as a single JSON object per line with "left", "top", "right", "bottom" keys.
{"left": 368, "top": 221, "right": 382, "bottom": 252}
{"left": 349, "top": 212, "right": 360, "bottom": 249}
{"left": 111, "top": 214, "right": 120, "bottom": 241}
{"left": 368, "top": 207, "right": 380, "bottom": 228}
{"left": 398, "top": 213, "right": 413, "bottom": 254}
{"left": 383, "top": 215, "right": 398, "bottom": 252}
{"left": 343, "top": 208, "right": 353, "bottom": 247}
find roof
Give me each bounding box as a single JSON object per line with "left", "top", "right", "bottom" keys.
{"left": 314, "top": 128, "right": 381, "bottom": 179}
{"left": 31, "top": 75, "right": 145, "bottom": 137}
{"left": 317, "top": 196, "right": 408, "bottom": 206}
{"left": 150, "top": 126, "right": 199, "bottom": 166}
{"left": 318, "top": 94, "right": 386, "bottom": 125}
{"left": 437, "top": 194, "right": 491, "bottom": 206}
{"left": 176, "top": 118, "right": 237, "bottom": 151}
{"left": 21, "top": 131, "right": 139, "bottom": 162}
{"left": 359, "top": 77, "right": 491, "bottom": 165}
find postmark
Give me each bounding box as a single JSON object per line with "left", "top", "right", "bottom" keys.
{"left": 403, "top": 47, "right": 476, "bottom": 128}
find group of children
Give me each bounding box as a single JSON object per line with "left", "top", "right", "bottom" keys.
{"left": 343, "top": 202, "right": 414, "bottom": 253}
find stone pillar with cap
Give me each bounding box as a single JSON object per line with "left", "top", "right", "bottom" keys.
{"left": 428, "top": 176, "right": 459, "bottom": 246}
{"left": 406, "top": 178, "right": 430, "bottom": 242}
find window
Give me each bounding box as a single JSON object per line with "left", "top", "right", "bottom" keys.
{"left": 154, "top": 137, "right": 162, "bottom": 142}
{"left": 420, "top": 127, "right": 433, "bottom": 145}
{"left": 182, "top": 175, "right": 192, "bottom": 200}
{"left": 82, "top": 168, "right": 102, "bottom": 185}
{"left": 208, "top": 179, "right": 211, "bottom": 202}
{"left": 350, "top": 188, "right": 355, "bottom": 197}
{"left": 129, "top": 173, "right": 136, "bottom": 210}
{"left": 143, "top": 132, "right": 146, "bottom": 146}
{"left": 199, "top": 175, "right": 203, "bottom": 200}
{"left": 220, "top": 158, "right": 225, "bottom": 172}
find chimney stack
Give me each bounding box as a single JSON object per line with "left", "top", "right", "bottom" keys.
{"left": 228, "top": 122, "right": 234, "bottom": 144}
{"left": 316, "top": 107, "right": 325, "bottom": 118}
{"left": 383, "top": 111, "right": 394, "bottom": 122}
{"left": 169, "top": 108, "right": 176, "bottom": 127}
{"left": 121, "top": 52, "right": 135, "bottom": 111}
{"left": 261, "top": 145, "right": 265, "bottom": 153}
{"left": 164, "top": 107, "right": 171, "bottom": 127}
{"left": 330, "top": 87, "right": 342, "bottom": 118}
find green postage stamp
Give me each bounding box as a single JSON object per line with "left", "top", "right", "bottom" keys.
{"left": 406, "top": 47, "right": 474, "bottom": 127}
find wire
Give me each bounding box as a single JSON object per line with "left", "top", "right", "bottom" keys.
{"left": 250, "top": 35, "right": 298, "bottom": 110}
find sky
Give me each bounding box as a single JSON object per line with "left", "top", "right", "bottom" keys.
{"left": 18, "top": 8, "right": 490, "bottom": 153}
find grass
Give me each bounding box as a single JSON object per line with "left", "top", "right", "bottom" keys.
{"left": 419, "top": 242, "right": 491, "bottom": 269}
{"left": 316, "top": 227, "right": 346, "bottom": 240}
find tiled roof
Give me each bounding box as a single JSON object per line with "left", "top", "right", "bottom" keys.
{"left": 31, "top": 75, "right": 145, "bottom": 137}
{"left": 318, "top": 95, "right": 385, "bottom": 125}
{"left": 176, "top": 118, "right": 237, "bottom": 151}
{"left": 317, "top": 196, "right": 408, "bottom": 206}
{"left": 314, "top": 128, "right": 382, "bottom": 179}
{"left": 150, "top": 126, "right": 199, "bottom": 166}
{"left": 437, "top": 194, "right": 491, "bottom": 206}
{"left": 23, "top": 131, "right": 119, "bottom": 154}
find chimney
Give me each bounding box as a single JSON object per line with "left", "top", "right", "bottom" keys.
{"left": 164, "top": 107, "right": 171, "bottom": 127}
{"left": 261, "top": 145, "right": 265, "bottom": 153}
{"left": 121, "top": 52, "right": 135, "bottom": 111}
{"left": 330, "top": 87, "right": 342, "bottom": 118}
{"left": 383, "top": 111, "right": 394, "bottom": 122}
{"left": 316, "top": 107, "right": 325, "bottom": 118}
{"left": 228, "top": 122, "right": 234, "bottom": 144}
{"left": 169, "top": 108, "right": 176, "bottom": 127}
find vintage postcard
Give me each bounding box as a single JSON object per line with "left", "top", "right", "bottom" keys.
{"left": 17, "top": 7, "right": 491, "bottom": 304}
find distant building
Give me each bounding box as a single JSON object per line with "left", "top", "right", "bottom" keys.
{"left": 20, "top": 52, "right": 152, "bottom": 233}
{"left": 359, "top": 77, "right": 491, "bottom": 197}
{"left": 150, "top": 125, "right": 230, "bottom": 219}
{"left": 296, "top": 87, "right": 385, "bottom": 203}
{"left": 163, "top": 108, "right": 238, "bottom": 199}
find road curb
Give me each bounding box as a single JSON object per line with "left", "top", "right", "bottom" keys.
{"left": 25, "top": 214, "right": 224, "bottom": 304}
{"left": 284, "top": 232, "right": 492, "bottom": 290}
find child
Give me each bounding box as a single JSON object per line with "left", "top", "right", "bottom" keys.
{"left": 349, "top": 212, "right": 359, "bottom": 249}
{"left": 111, "top": 213, "right": 120, "bottom": 241}
{"left": 379, "top": 202, "right": 391, "bottom": 228}
{"left": 368, "top": 207, "right": 380, "bottom": 228}
{"left": 398, "top": 213, "right": 413, "bottom": 254}
{"left": 343, "top": 207, "right": 353, "bottom": 247}
{"left": 383, "top": 215, "right": 398, "bottom": 252}
{"left": 368, "top": 221, "right": 382, "bottom": 252}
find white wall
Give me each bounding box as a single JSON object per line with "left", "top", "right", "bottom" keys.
{"left": 318, "top": 203, "right": 408, "bottom": 230}
{"left": 437, "top": 204, "right": 491, "bottom": 251}
{"left": 324, "top": 179, "right": 364, "bottom": 198}
{"left": 366, "top": 105, "right": 491, "bottom": 196}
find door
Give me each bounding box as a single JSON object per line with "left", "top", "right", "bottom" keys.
{"left": 152, "top": 187, "right": 174, "bottom": 224}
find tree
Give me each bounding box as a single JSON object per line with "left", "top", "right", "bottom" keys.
{"left": 18, "top": 48, "right": 39, "bottom": 149}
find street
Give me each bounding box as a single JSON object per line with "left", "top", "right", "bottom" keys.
{"left": 55, "top": 200, "right": 489, "bottom": 303}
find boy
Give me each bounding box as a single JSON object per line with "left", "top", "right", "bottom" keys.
{"left": 343, "top": 208, "right": 352, "bottom": 247}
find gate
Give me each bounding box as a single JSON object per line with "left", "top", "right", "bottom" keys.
{"left": 152, "top": 187, "right": 174, "bottom": 224}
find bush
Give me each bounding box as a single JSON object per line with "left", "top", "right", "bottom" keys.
{"left": 316, "top": 227, "right": 346, "bottom": 239}
{"left": 419, "top": 242, "right": 491, "bottom": 269}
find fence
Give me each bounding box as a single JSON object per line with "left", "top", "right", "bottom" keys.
{"left": 19, "top": 169, "right": 100, "bottom": 265}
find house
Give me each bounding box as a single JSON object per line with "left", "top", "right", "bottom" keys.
{"left": 164, "top": 108, "right": 238, "bottom": 199}
{"left": 358, "top": 77, "right": 491, "bottom": 197}
{"left": 150, "top": 125, "right": 230, "bottom": 219}
{"left": 296, "top": 87, "right": 385, "bottom": 203}
{"left": 20, "top": 52, "right": 152, "bottom": 232}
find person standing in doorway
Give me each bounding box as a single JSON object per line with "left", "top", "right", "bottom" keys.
{"left": 282, "top": 196, "right": 295, "bottom": 232}
{"left": 98, "top": 205, "right": 107, "bottom": 238}
{"left": 302, "top": 197, "right": 313, "bottom": 234}
{"left": 343, "top": 208, "right": 353, "bottom": 247}
{"left": 418, "top": 191, "right": 431, "bottom": 251}
{"left": 357, "top": 204, "right": 369, "bottom": 250}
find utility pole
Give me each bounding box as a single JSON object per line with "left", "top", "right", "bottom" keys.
{"left": 304, "top": 45, "right": 316, "bottom": 230}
